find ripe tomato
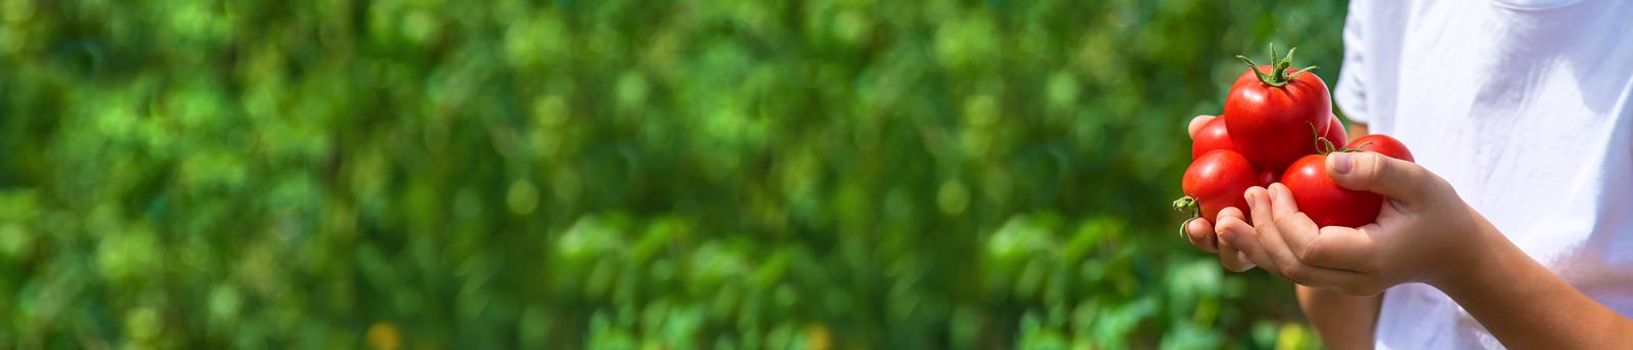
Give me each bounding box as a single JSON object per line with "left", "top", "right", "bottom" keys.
{"left": 1348, "top": 134, "right": 1415, "bottom": 162}
{"left": 1281, "top": 154, "right": 1382, "bottom": 228}
{"left": 1177, "top": 150, "right": 1259, "bottom": 223}
{"left": 1322, "top": 117, "right": 1348, "bottom": 149}
{"left": 1192, "top": 117, "right": 1237, "bottom": 159}
{"left": 1259, "top": 169, "right": 1279, "bottom": 186}
{"left": 1224, "top": 47, "right": 1332, "bottom": 170}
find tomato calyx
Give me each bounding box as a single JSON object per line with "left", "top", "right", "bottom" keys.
{"left": 1173, "top": 196, "right": 1199, "bottom": 237}
{"left": 1235, "top": 43, "right": 1319, "bottom": 88}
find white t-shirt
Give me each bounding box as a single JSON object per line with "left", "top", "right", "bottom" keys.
{"left": 1334, "top": 0, "right": 1633, "bottom": 348}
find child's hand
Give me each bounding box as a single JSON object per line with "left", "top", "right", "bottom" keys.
{"left": 1182, "top": 115, "right": 1261, "bottom": 272}
{"left": 1218, "top": 151, "right": 1490, "bottom": 295}
{"left": 1184, "top": 207, "right": 1260, "bottom": 272}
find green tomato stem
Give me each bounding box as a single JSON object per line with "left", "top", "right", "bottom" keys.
{"left": 1236, "top": 44, "right": 1319, "bottom": 88}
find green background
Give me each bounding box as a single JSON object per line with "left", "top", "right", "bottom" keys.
{"left": 0, "top": 0, "right": 1350, "bottom": 348}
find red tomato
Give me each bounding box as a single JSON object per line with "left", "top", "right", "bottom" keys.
{"left": 1348, "top": 134, "right": 1415, "bottom": 162}
{"left": 1224, "top": 48, "right": 1332, "bottom": 170}
{"left": 1281, "top": 154, "right": 1382, "bottom": 228}
{"left": 1177, "top": 150, "right": 1259, "bottom": 223}
{"left": 1322, "top": 117, "right": 1348, "bottom": 149}
{"left": 1192, "top": 117, "right": 1237, "bottom": 159}
{"left": 1259, "top": 169, "right": 1279, "bottom": 186}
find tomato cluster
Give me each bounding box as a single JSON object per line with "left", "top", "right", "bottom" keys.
{"left": 1175, "top": 45, "right": 1415, "bottom": 230}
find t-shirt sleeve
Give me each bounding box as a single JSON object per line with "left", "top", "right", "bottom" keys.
{"left": 1334, "top": 0, "right": 1371, "bottom": 124}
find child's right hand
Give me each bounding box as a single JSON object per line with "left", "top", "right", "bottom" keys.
{"left": 1184, "top": 115, "right": 1265, "bottom": 272}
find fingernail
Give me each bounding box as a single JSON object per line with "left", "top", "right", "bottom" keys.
{"left": 1330, "top": 152, "right": 1354, "bottom": 174}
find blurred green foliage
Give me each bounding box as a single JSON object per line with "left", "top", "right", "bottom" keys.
{"left": 0, "top": 0, "right": 1350, "bottom": 348}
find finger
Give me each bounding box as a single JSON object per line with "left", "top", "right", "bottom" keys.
{"left": 1216, "top": 238, "right": 1251, "bottom": 272}
{"left": 1185, "top": 218, "right": 1219, "bottom": 253}
{"left": 1277, "top": 260, "right": 1373, "bottom": 291}
{"left": 1267, "top": 183, "right": 1321, "bottom": 256}
{"left": 1298, "top": 225, "right": 1382, "bottom": 272}
{"left": 1326, "top": 151, "right": 1441, "bottom": 205}
{"left": 1219, "top": 215, "right": 1273, "bottom": 272}
{"left": 1225, "top": 208, "right": 1362, "bottom": 288}
{"left": 1213, "top": 207, "right": 1256, "bottom": 272}
{"left": 1223, "top": 196, "right": 1280, "bottom": 272}
{"left": 1247, "top": 187, "right": 1303, "bottom": 278}
{"left": 1250, "top": 187, "right": 1372, "bottom": 289}
{"left": 1187, "top": 115, "right": 1216, "bottom": 139}
{"left": 1244, "top": 186, "right": 1272, "bottom": 227}
{"left": 1267, "top": 183, "right": 1300, "bottom": 218}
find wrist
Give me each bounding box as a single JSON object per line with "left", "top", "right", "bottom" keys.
{"left": 1426, "top": 209, "right": 1513, "bottom": 300}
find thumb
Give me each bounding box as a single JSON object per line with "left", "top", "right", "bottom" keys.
{"left": 1326, "top": 151, "right": 1438, "bottom": 203}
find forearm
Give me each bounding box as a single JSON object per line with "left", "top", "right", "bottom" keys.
{"left": 1296, "top": 285, "right": 1379, "bottom": 350}
{"left": 1434, "top": 213, "right": 1633, "bottom": 348}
